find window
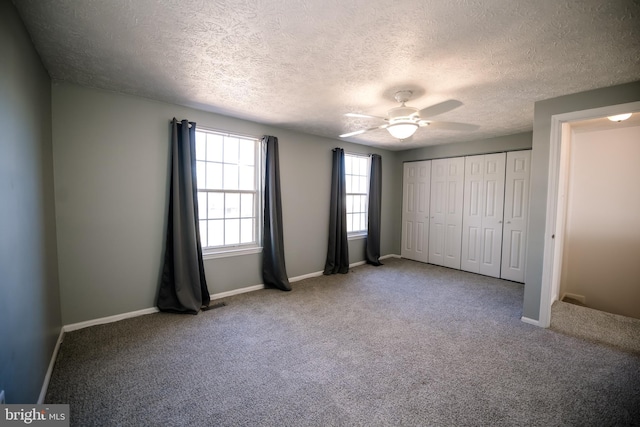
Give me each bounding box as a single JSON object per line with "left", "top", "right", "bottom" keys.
{"left": 195, "top": 129, "right": 262, "bottom": 257}
{"left": 344, "top": 153, "right": 370, "bottom": 236}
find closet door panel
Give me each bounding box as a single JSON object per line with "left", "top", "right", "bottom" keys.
{"left": 501, "top": 151, "right": 531, "bottom": 282}
{"left": 443, "top": 157, "right": 465, "bottom": 269}
{"left": 402, "top": 161, "right": 431, "bottom": 263}
{"left": 461, "top": 156, "right": 484, "bottom": 273}
{"left": 429, "top": 159, "right": 447, "bottom": 265}
{"left": 461, "top": 153, "right": 505, "bottom": 277}
{"left": 479, "top": 153, "right": 506, "bottom": 277}
{"left": 429, "top": 157, "right": 464, "bottom": 268}
{"left": 401, "top": 163, "right": 417, "bottom": 258}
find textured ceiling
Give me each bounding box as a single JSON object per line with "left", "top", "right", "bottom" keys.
{"left": 12, "top": 0, "right": 640, "bottom": 150}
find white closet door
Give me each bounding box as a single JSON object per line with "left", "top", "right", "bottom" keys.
{"left": 444, "top": 157, "right": 465, "bottom": 269}
{"left": 501, "top": 150, "right": 531, "bottom": 282}
{"left": 461, "top": 156, "right": 484, "bottom": 273}
{"left": 401, "top": 161, "right": 431, "bottom": 263}
{"left": 461, "top": 153, "right": 505, "bottom": 277}
{"left": 429, "top": 157, "right": 464, "bottom": 269}
{"left": 428, "top": 159, "right": 447, "bottom": 266}
{"left": 479, "top": 153, "right": 506, "bottom": 277}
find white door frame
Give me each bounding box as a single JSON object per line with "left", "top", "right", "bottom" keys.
{"left": 538, "top": 101, "right": 640, "bottom": 328}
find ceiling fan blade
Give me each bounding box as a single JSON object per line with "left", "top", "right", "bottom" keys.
{"left": 345, "top": 112, "right": 387, "bottom": 120}
{"left": 339, "top": 129, "right": 367, "bottom": 138}
{"left": 418, "top": 100, "right": 463, "bottom": 118}
{"left": 339, "top": 124, "right": 388, "bottom": 138}
{"left": 426, "top": 121, "right": 480, "bottom": 131}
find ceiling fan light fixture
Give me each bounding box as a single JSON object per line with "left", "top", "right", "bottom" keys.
{"left": 607, "top": 113, "right": 632, "bottom": 122}
{"left": 387, "top": 122, "right": 418, "bottom": 140}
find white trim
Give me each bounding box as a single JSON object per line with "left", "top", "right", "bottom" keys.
{"left": 196, "top": 125, "right": 261, "bottom": 141}
{"left": 549, "top": 124, "right": 572, "bottom": 313}
{"left": 289, "top": 261, "right": 367, "bottom": 283}
{"left": 196, "top": 128, "right": 264, "bottom": 257}
{"left": 210, "top": 284, "right": 265, "bottom": 300}
{"left": 539, "top": 117, "right": 565, "bottom": 328}
{"left": 347, "top": 233, "right": 367, "bottom": 240}
{"left": 290, "top": 270, "right": 324, "bottom": 283}
{"left": 539, "top": 101, "right": 640, "bottom": 328}
{"left": 344, "top": 153, "right": 371, "bottom": 235}
{"left": 521, "top": 316, "right": 542, "bottom": 327}
{"left": 202, "top": 246, "right": 262, "bottom": 260}
{"left": 38, "top": 328, "right": 65, "bottom": 404}
{"left": 289, "top": 254, "right": 400, "bottom": 283}
{"left": 63, "top": 307, "right": 160, "bottom": 333}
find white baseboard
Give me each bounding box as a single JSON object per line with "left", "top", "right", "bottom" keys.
{"left": 289, "top": 254, "right": 398, "bottom": 283}
{"left": 63, "top": 307, "right": 160, "bottom": 333}
{"left": 210, "top": 284, "right": 265, "bottom": 300}
{"left": 521, "top": 316, "right": 543, "bottom": 327}
{"left": 209, "top": 254, "right": 397, "bottom": 293}
{"left": 289, "top": 270, "right": 323, "bottom": 283}
{"left": 63, "top": 283, "right": 269, "bottom": 332}
{"left": 38, "top": 327, "right": 65, "bottom": 404}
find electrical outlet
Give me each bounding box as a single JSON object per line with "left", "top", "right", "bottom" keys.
{"left": 0, "top": 390, "right": 5, "bottom": 404}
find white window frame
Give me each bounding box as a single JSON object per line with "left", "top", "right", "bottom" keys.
{"left": 344, "top": 153, "right": 370, "bottom": 239}
{"left": 195, "top": 128, "right": 263, "bottom": 259}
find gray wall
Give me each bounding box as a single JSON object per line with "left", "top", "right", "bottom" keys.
{"left": 0, "top": 0, "right": 61, "bottom": 403}
{"left": 52, "top": 83, "right": 401, "bottom": 325}
{"left": 397, "top": 132, "right": 532, "bottom": 163}
{"left": 523, "top": 80, "right": 640, "bottom": 321}
{"left": 57, "top": 79, "right": 637, "bottom": 327}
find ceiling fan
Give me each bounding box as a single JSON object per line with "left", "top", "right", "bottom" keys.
{"left": 339, "top": 90, "right": 478, "bottom": 140}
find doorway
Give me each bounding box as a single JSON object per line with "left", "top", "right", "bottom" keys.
{"left": 539, "top": 101, "right": 640, "bottom": 327}
{"left": 559, "top": 116, "right": 640, "bottom": 318}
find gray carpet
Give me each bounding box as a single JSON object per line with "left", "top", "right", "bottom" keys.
{"left": 551, "top": 300, "right": 640, "bottom": 354}
{"left": 46, "top": 258, "right": 640, "bottom": 426}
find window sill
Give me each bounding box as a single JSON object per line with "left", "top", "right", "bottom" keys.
{"left": 348, "top": 233, "right": 367, "bottom": 241}
{"left": 202, "top": 246, "right": 262, "bottom": 260}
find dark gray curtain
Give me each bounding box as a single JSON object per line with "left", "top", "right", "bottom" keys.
{"left": 157, "top": 119, "right": 210, "bottom": 313}
{"left": 365, "top": 154, "right": 383, "bottom": 266}
{"left": 262, "top": 135, "right": 292, "bottom": 291}
{"left": 324, "top": 148, "right": 349, "bottom": 274}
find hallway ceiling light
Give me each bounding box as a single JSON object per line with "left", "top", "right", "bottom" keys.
{"left": 607, "top": 113, "right": 632, "bottom": 122}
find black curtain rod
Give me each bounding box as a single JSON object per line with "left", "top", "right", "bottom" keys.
{"left": 170, "top": 119, "right": 192, "bottom": 128}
